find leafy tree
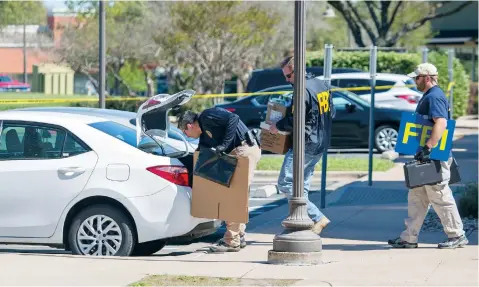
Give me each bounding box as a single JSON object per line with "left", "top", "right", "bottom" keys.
{"left": 328, "top": 1, "right": 472, "bottom": 47}
{"left": 51, "top": 1, "right": 160, "bottom": 96}
{"left": 0, "top": 1, "right": 46, "bottom": 26}
{"left": 156, "top": 1, "right": 280, "bottom": 102}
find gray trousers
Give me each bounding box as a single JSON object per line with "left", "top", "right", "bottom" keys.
{"left": 400, "top": 157, "right": 465, "bottom": 243}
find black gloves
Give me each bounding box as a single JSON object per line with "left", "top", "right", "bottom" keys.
{"left": 414, "top": 145, "right": 432, "bottom": 162}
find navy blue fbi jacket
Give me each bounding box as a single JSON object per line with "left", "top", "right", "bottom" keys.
{"left": 276, "top": 76, "right": 335, "bottom": 155}
{"left": 197, "top": 107, "right": 249, "bottom": 154}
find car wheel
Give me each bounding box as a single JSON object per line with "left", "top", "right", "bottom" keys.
{"left": 374, "top": 125, "right": 398, "bottom": 152}
{"left": 68, "top": 204, "right": 135, "bottom": 257}
{"left": 131, "top": 239, "right": 167, "bottom": 256}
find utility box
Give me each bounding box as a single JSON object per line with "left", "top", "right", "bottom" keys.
{"left": 32, "top": 64, "right": 75, "bottom": 95}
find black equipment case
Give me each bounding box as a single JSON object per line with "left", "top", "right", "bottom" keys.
{"left": 403, "top": 158, "right": 461, "bottom": 189}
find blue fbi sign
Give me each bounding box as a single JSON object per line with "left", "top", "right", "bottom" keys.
{"left": 395, "top": 112, "right": 455, "bottom": 161}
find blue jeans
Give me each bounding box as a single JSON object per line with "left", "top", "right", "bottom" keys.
{"left": 277, "top": 149, "right": 325, "bottom": 222}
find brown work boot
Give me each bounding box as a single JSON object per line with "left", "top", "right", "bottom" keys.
{"left": 312, "top": 217, "right": 331, "bottom": 235}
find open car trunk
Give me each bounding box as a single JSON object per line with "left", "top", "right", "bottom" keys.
{"left": 136, "top": 89, "right": 197, "bottom": 186}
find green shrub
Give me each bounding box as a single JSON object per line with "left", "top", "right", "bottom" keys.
{"left": 458, "top": 182, "right": 478, "bottom": 219}
{"left": 428, "top": 51, "right": 470, "bottom": 119}
{"left": 306, "top": 50, "right": 470, "bottom": 118}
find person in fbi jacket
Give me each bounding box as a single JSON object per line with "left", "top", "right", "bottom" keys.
{"left": 269, "top": 55, "right": 336, "bottom": 235}
{"left": 178, "top": 107, "right": 261, "bottom": 252}
{"left": 388, "top": 63, "right": 468, "bottom": 249}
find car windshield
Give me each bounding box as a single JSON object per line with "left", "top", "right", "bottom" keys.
{"left": 88, "top": 121, "right": 183, "bottom": 157}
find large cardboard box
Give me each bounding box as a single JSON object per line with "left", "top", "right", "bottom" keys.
{"left": 266, "top": 102, "right": 288, "bottom": 124}
{"left": 191, "top": 151, "right": 250, "bottom": 223}
{"left": 259, "top": 122, "right": 291, "bottom": 154}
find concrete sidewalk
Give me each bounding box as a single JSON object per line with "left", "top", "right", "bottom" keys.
{"left": 0, "top": 197, "right": 477, "bottom": 286}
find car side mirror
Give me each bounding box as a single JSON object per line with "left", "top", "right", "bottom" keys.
{"left": 346, "top": 103, "right": 356, "bottom": 113}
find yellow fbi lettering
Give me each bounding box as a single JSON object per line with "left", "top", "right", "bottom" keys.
{"left": 317, "top": 91, "right": 330, "bottom": 114}
{"left": 402, "top": 122, "right": 449, "bottom": 150}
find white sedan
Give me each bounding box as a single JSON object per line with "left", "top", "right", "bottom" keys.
{"left": 0, "top": 90, "right": 219, "bottom": 256}
{"left": 316, "top": 72, "right": 422, "bottom": 110}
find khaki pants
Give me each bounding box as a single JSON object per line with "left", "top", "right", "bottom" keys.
{"left": 400, "top": 157, "right": 465, "bottom": 243}
{"left": 223, "top": 143, "right": 261, "bottom": 247}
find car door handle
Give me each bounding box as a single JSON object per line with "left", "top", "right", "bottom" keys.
{"left": 58, "top": 167, "right": 86, "bottom": 176}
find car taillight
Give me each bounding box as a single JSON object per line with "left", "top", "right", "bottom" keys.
{"left": 146, "top": 165, "right": 189, "bottom": 187}
{"left": 396, "top": 95, "right": 418, "bottom": 104}
{"left": 225, "top": 108, "right": 236, "bottom": 112}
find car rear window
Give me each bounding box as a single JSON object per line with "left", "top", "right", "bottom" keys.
{"left": 89, "top": 121, "right": 137, "bottom": 147}
{"left": 89, "top": 121, "right": 186, "bottom": 156}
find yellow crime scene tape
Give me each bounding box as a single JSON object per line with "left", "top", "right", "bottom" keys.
{"left": 0, "top": 83, "right": 453, "bottom": 105}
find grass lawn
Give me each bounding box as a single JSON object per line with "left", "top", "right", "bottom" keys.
{"left": 257, "top": 156, "right": 395, "bottom": 172}
{"left": 129, "top": 275, "right": 299, "bottom": 286}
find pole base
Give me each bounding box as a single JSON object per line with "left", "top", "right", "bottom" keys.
{"left": 267, "top": 229, "right": 323, "bottom": 265}
{"left": 267, "top": 250, "right": 323, "bottom": 266}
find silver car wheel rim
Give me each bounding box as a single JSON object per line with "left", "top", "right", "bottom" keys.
{"left": 77, "top": 215, "right": 122, "bottom": 256}
{"left": 376, "top": 128, "right": 398, "bottom": 151}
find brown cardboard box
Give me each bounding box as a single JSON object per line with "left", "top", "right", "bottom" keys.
{"left": 266, "top": 102, "right": 288, "bottom": 124}
{"left": 191, "top": 151, "right": 250, "bottom": 223}
{"left": 259, "top": 122, "right": 291, "bottom": 154}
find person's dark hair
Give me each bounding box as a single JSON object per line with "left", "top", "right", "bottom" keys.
{"left": 280, "top": 55, "right": 294, "bottom": 69}
{"left": 177, "top": 110, "right": 198, "bottom": 130}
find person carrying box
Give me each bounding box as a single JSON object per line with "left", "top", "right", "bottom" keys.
{"left": 269, "top": 55, "right": 336, "bottom": 235}
{"left": 178, "top": 107, "right": 261, "bottom": 252}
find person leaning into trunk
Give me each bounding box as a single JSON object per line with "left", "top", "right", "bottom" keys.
{"left": 388, "top": 63, "right": 468, "bottom": 249}
{"left": 269, "top": 55, "right": 335, "bottom": 235}
{"left": 178, "top": 107, "right": 261, "bottom": 252}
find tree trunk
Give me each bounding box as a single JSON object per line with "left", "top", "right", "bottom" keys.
{"left": 108, "top": 66, "right": 136, "bottom": 97}
{"left": 143, "top": 66, "right": 154, "bottom": 97}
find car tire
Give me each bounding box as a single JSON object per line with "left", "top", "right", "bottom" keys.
{"left": 68, "top": 204, "right": 135, "bottom": 257}
{"left": 131, "top": 239, "right": 167, "bottom": 256}
{"left": 374, "top": 125, "right": 398, "bottom": 153}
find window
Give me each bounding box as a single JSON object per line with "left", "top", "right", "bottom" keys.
{"left": 332, "top": 96, "right": 353, "bottom": 111}
{"left": 403, "top": 78, "right": 420, "bottom": 92}
{"left": 61, "top": 133, "right": 89, "bottom": 157}
{"left": 88, "top": 120, "right": 182, "bottom": 157}
{"left": 89, "top": 121, "right": 137, "bottom": 148}
{"left": 0, "top": 122, "right": 89, "bottom": 160}
{"left": 337, "top": 79, "right": 371, "bottom": 95}
{"left": 254, "top": 94, "right": 270, "bottom": 105}
{"left": 375, "top": 80, "right": 396, "bottom": 93}
{"left": 0, "top": 76, "right": 12, "bottom": 82}
{"left": 0, "top": 123, "right": 67, "bottom": 160}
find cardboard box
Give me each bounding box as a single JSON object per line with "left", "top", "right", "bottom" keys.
{"left": 191, "top": 151, "right": 250, "bottom": 223}
{"left": 259, "top": 122, "right": 291, "bottom": 154}
{"left": 266, "top": 102, "right": 288, "bottom": 124}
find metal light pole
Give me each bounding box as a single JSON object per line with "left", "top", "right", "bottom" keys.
{"left": 99, "top": 0, "right": 106, "bottom": 109}
{"left": 268, "top": 0, "right": 322, "bottom": 265}
{"left": 448, "top": 49, "right": 454, "bottom": 119}
{"left": 368, "top": 46, "right": 377, "bottom": 186}
{"left": 23, "top": 23, "right": 27, "bottom": 84}
{"left": 422, "top": 47, "right": 429, "bottom": 63}
{"left": 320, "top": 44, "right": 333, "bottom": 209}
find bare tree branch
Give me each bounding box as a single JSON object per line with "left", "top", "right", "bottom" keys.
{"left": 365, "top": 1, "right": 381, "bottom": 34}
{"left": 388, "top": 1, "right": 472, "bottom": 45}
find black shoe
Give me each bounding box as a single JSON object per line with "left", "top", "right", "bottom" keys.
{"left": 438, "top": 235, "right": 469, "bottom": 249}
{"left": 209, "top": 239, "right": 240, "bottom": 253}
{"left": 240, "top": 236, "right": 246, "bottom": 249}
{"left": 388, "top": 237, "right": 418, "bottom": 248}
